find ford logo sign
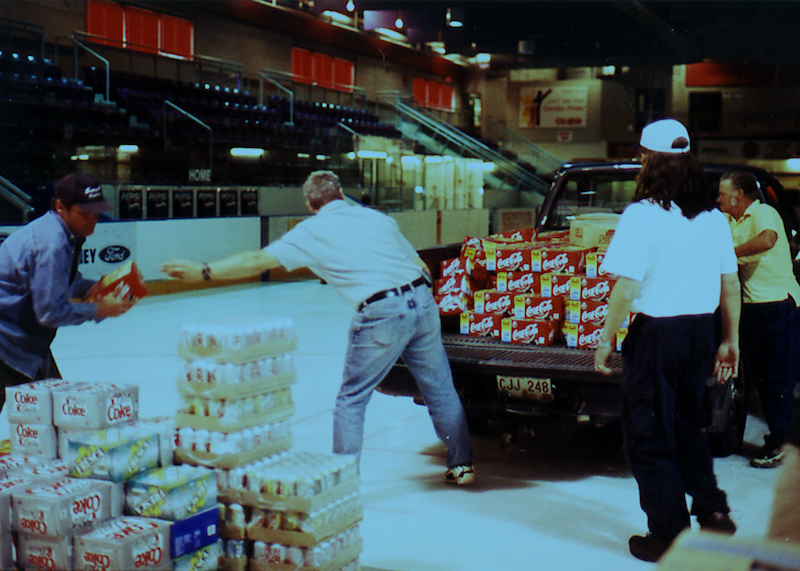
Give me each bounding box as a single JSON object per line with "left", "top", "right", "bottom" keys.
{"left": 99, "top": 246, "right": 131, "bottom": 264}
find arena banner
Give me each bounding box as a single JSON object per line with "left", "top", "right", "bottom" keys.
{"left": 520, "top": 85, "right": 588, "bottom": 129}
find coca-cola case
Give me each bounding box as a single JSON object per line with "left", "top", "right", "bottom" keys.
{"left": 486, "top": 247, "right": 532, "bottom": 272}
{"left": 565, "top": 299, "right": 609, "bottom": 325}
{"left": 10, "top": 422, "right": 58, "bottom": 459}
{"left": 474, "top": 290, "right": 515, "bottom": 315}
{"left": 513, "top": 294, "right": 564, "bottom": 321}
{"left": 6, "top": 379, "right": 86, "bottom": 425}
{"left": 52, "top": 382, "right": 139, "bottom": 430}
{"left": 12, "top": 477, "right": 124, "bottom": 539}
{"left": 586, "top": 251, "right": 614, "bottom": 278}
{"left": 496, "top": 271, "right": 540, "bottom": 294}
{"left": 435, "top": 292, "right": 471, "bottom": 315}
{"left": 74, "top": 516, "right": 173, "bottom": 571}
{"left": 440, "top": 256, "right": 473, "bottom": 279}
{"left": 531, "top": 247, "right": 593, "bottom": 274}
{"left": 86, "top": 260, "right": 147, "bottom": 302}
{"left": 460, "top": 312, "right": 503, "bottom": 338}
{"left": 570, "top": 276, "right": 617, "bottom": 302}
{"left": 16, "top": 534, "right": 73, "bottom": 571}
{"left": 541, "top": 273, "right": 573, "bottom": 298}
{"left": 435, "top": 274, "right": 473, "bottom": 297}
{"left": 501, "top": 319, "right": 561, "bottom": 345}
{"left": 564, "top": 322, "right": 605, "bottom": 349}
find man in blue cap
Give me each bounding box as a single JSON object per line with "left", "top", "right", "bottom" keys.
{"left": 0, "top": 172, "right": 135, "bottom": 412}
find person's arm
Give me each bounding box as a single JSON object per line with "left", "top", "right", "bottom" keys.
{"left": 160, "top": 249, "right": 283, "bottom": 282}
{"left": 713, "top": 272, "right": 741, "bottom": 383}
{"left": 594, "top": 276, "right": 641, "bottom": 375}
{"left": 734, "top": 229, "right": 777, "bottom": 258}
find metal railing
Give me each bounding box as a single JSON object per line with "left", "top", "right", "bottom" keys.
{"left": 163, "top": 101, "right": 213, "bottom": 172}
{"left": 0, "top": 174, "right": 34, "bottom": 223}
{"left": 378, "top": 92, "right": 550, "bottom": 195}
{"left": 484, "top": 117, "right": 563, "bottom": 175}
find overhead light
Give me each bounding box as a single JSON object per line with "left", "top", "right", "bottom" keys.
{"left": 788, "top": 158, "right": 800, "bottom": 171}
{"left": 467, "top": 161, "right": 495, "bottom": 171}
{"left": 447, "top": 8, "right": 464, "bottom": 28}
{"left": 395, "top": 12, "right": 404, "bottom": 29}
{"left": 118, "top": 144, "right": 139, "bottom": 153}
{"left": 230, "top": 147, "right": 265, "bottom": 158}
{"left": 375, "top": 27, "right": 406, "bottom": 42}
{"left": 424, "top": 155, "right": 444, "bottom": 164}
{"left": 346, "top": 0, "right": 355, "bottom": 11}
{"left": 357, "top": 150, "right": 388, "bottom": 159}
{"left": 401, "top": 156, "right": 421, "bottom": 166}
{"left": 475, "top": 53, "right": 491, "bottom": 69}
{"left": 428, "top": 41, "right": 446, "bottom": 54}
{"left": 414, "top": 186, "right": 425, "bottom": 194}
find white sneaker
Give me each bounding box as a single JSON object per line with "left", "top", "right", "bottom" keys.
{"left": 444, "top": 464, "right": 475, "bottom": 485}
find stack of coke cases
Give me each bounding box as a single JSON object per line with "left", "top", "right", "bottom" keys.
{"left": 433, "top": 228, "right": 632, "bottom": 350}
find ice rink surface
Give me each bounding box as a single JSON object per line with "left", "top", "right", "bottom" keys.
{"left": 0, "top": 280, "right": 792, "bottom": 571}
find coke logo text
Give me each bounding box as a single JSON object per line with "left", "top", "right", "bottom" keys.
{"left": 526, "top": 299, "right": 554, "bottom": 318}
{"left": 63, "top": 399, "right": 86, "bottom": 417}
{"left": 512, "top": 324, "right": 539, "bottom": 342}
{"left": 507, "top": 274, "right": 534, "bottom": 291}
{"left": 580, "top": 329, "right": 604, "bottom": 346}
{"left": 542, "top": 253, "right": 569, "bottom": 272}
{"left": 582, "top": 281, "right": 611, "bottom": 300}
{"left": 28, "top": 555, "right": 55, "bottom": 569}
{"left": 107, "top": 397, "right": 133, "bottom": 421}
{"left": 583, "top": 305, "right": 608, "bottom": 323}
{"left": 471, "top": 317, "right": 495, "bottom": 335}
{"left": 14, "top": 392, "right": 38, "bottom": 405}
{"left": 497, "top": 251, "right": 524, "bottom": 271}
{"left": 134, "top": 548, "right": 163, "bottom": 568}
{"left": 20, "top": 516, "right": 47, "bottom": 535}
{"left": 16, "top": 425, "right": 38, "bottom": 439}
{"left": 73, "top": 494, "right": 102, "bottom": 516}
{"left": 484, "top": 296, "right": 511, "bottom": 313}
{"left": 83, "top": 552, "right": 111, "bottom": 569}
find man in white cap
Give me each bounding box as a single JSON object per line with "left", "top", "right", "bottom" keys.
{"left": 0, "top": 172, "right": 135, "bottom": 413}
{"left": 595, "top": 119, "right": 741, "bottom": 561}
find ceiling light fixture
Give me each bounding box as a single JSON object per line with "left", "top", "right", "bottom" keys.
{"left": 395, "top": 11, "right": 404, "bottom": 29}
{"left": 446, "top": 8, "right": 464, "bottom": 28}
{"left": 346, "top": 0, "right": 355, "bottom": 11}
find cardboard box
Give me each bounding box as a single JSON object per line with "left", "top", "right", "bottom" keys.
{"left": 541, "top": 273, "right": 573, "bottom": 298}
{"left": 564, "top": 322, "right": 605, "bottom": 349}
{"left": 569, "top": 276, "right": 617, "bottom": 302}
{"left": 6, "top": 379, "right": 86, "bottom": 424}
{"left": 0, "top": 473, "right": 33, "bottom": 535}
{"left": 0, "top": 454, "right": 39, "bottom": 478}
{"left": 74, "top": 516, "right": 172, "bottom": 571}
{"left": 496, "top": 271, "right": 540, "bottom": 294}
{"left": 566, "top": 299, "right": 609, "bottom": 325}
{"left": 10, "top": 422, "right": 58, "bottom": 459}
{"left": 16, "top": 533, "right": 73, "bottom": 571}
{"left": 586, "top": 251, "right": 613, "bottom": 278}
{"left": 440, "top": 256, "right": 472, "bottom": 279}
{"left": 569, "top": 214, "right": 619, "bottom": 249}
{"left": 0, "top": 533, "right": 12, "bottom": 571}
{"left": 170, "top": 505, "right": 219, "bottom": 559}
{"left": 474, "top": 290, "right": 515, "bottom": 315}
{"left": 501, "top": 319, "right": 561, "bottom": 345}
{"left": 173, "top": 542, "right": 221, "bottom": 571}
{"left": 486, "top": 247, "right": 532, "bottom": 272}
{"left": 52, "top": 382, "right": 139, "bottom": 430}
{"left": 66, "top": 425, "right": 161, "bottom": 482}
{"left": 435, "top": 274, "right": 473, "bottom": 297}
{"left": 460, "top": 312, "right": 503, "bottom": 338}
{"left": 125, "top": 465, "right": 217, "bottom": 522}
{"left": 513, "top": 295, "right": 564, "bottom": 320}
{"left": 12, "top": 477, "right": 124, "bottom": 538}
{"left": 86, "top": 260, "right": 147, "bottom": 302}
{"left": 532, "top": 247, "right": 592, "bottom": 274}
{"left": 435, "top": 292, "right": 471, "bottom": 314}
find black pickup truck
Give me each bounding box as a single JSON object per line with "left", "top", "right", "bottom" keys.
{"left": 378, "top": 161, "right": 800, "bottom": 457}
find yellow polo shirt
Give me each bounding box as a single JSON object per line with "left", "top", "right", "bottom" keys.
{"left": 724, "top": 201, "right": 800, "bottom": 304}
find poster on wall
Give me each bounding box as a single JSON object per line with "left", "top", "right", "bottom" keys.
{"left": 520, "top": 85, "right": 588, "bottom": 129}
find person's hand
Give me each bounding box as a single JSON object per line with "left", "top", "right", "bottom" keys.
{"left": 713, "top": 340, "right": 739, "bottom": 384}
{"left": 594, "top": 341, "right": 614, "bottom": 375}
{"left": 95, "top": 295, "right": 135, "bottom": 319}
{"left": 160, "top": 259, "right": 203, "bottom": 282}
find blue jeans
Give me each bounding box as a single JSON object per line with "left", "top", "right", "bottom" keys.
{"left": 621, "top": 314, "right": 729, "bottom": 540}
{"left": 741, "top": 298, "right": 800, "bottom": 448}
{"left": 333, "top": 283, "right": 473, "bottom": 468}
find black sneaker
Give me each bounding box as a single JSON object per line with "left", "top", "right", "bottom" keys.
{"left": 750, "top": 444, "right": 784, "bottom": 468}
{"left": 628, "top": 533, "right": 672, "bottom": 562}
{"left": 697, "top": 510, "right": 737, "bottom": 534}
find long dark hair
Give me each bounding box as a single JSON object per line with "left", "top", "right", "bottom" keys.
{"left": 634, "top": 152, "right": 716, "bottom": 219}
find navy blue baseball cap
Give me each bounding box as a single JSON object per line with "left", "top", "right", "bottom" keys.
{"left": 54, "top": 172, "right": 113, "bottom": 213}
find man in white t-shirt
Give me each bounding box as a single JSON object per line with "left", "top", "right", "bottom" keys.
{"left": 161, "top": 171, "right": 475, "bottom": 485}
{"left": 594, "top": 120, "right": 741, "bottom": 562}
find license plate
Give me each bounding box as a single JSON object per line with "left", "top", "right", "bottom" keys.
{"left": 497, "top": 376, "right": 553, "bottom": 401}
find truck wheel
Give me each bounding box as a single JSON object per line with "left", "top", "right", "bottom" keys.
{"left": 706, "top": 364, "right": 748, "bottom": 457}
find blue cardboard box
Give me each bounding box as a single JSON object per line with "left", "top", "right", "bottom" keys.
{"left": 170, "top": 504, "right": 220, "bottom": 559}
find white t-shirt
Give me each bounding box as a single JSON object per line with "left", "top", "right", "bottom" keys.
{"left": 600, "top": 200, "right": 738, "bottom": 317}
{"left": 264, "top": 200, "right": 422, "bottom": 309}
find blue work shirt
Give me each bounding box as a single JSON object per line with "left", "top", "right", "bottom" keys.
{"left": 0, "top": 210, "right": 98, "bottom": 379}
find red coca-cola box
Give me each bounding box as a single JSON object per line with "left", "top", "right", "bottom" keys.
{"left": 564, "top": 322, "right": 605, "bottom": 349}
{"left": 513, "top": 294, "right": 564, "bottom": 320}
{"left": 436, "top": 292, "right": 471, "bottom": 315}
{"left": 436, "top": 274, "right": 474, "bottom": 297}
{"left": 565, "top": 299, "right": 608, "bottom": 325}
{"left": 501, "top": 318, "right": 561, "bottom": 345}
{"left": 531, "top": 247, "right": 593, "bottom": 274}
{"left": 460, "top": 312, "right": 503, "bottom": 338}
{"left": 86, "top": 260, "right": 147, "bottom": 302}
{"left": 489, "top": 228, "right": 536, "bottom": 243}
{"left": 541, "top": 273, "right": 573, "bottom": 298}
{"left": 586, "top": 251, "right": 614, "bottom": 278}
{"left": 474, "top": 290, "right": 515, "bottom": 315}
{"left": 440, "top": 257, "right": 473, "bottom": 279}
{"left": 570, "top": 276, "right": 617, "bottom": 302}
{"left": 487, "top": 248, "right": 532, "bottom": 273}
{"left": 496, "top": 271, "right": 540, "bottom": 294}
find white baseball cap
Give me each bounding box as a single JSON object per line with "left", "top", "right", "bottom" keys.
{"left": 639, "top": 119, "right": 691, "bottom": 154}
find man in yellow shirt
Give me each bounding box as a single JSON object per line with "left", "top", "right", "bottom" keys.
{"left": 719, "top": 171, "right": 800, "bottom": 467}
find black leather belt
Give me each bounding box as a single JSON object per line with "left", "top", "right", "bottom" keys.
{"left": 358, "top": 277, "right": 428, "bottom": 311}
